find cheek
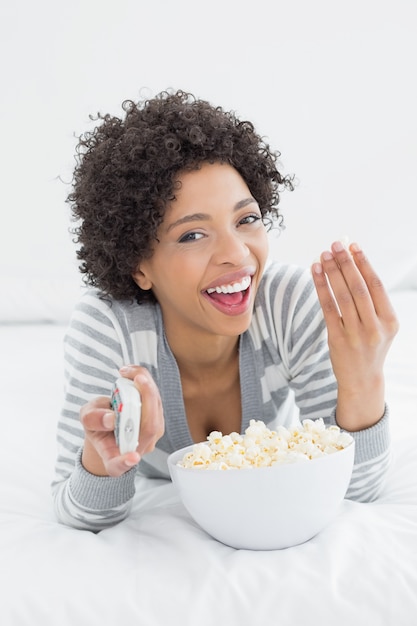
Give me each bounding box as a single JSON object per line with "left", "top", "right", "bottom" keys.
{"left": 151, "top": 261, "right": 203, "bottom": 302}
{"left": 252, "top": 228, "right": 269, "bottom": 259}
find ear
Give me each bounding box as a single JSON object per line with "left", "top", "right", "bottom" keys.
{"left": 132, "top": 264, "right": 153, "bottom": 291}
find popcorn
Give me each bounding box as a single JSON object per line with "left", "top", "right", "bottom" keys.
{"left": 178, "top": 419, "right": 353, "bottom": 470}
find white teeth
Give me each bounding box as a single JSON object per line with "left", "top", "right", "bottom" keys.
{"left": 207, "top": 276, "right": 251, "bottom": 295}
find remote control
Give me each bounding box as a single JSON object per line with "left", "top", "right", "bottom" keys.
{"left": 111, "top": 378, "right": 141, "bottom": 455}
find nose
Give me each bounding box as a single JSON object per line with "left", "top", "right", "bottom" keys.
{"left": 213, "top": 229, "right": 250, "bottom": 265}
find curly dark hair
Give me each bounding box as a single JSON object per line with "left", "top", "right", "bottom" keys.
{"left": 68, "top": 89, "right": 294, "bottom": 303}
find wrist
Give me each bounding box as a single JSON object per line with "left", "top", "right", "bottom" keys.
{"left": 71, "top": 448, "right": 137, "bottom": 510}
{"left": 335, "top": 380, "right": 385, "bottom": 431}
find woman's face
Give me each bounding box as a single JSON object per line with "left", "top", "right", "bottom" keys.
{"left": 133, "top": 162, "right": 269, "bottom": 342}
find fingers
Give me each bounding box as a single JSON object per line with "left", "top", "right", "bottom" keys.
{"left": 101, "top": 451, "right": 140, "bottom": 477}
{"left": 312, "top": 241, "right": 370, "bottom": 328}
{"left": 313, "top": 242, "right": 388, "bottom": 320}
{"left": 80, "top": 397, "right": 114, "bottom": 433}
{"left": 79, "top": 366, "right": 165, "bottom": 477}
{"left": 348, "top": 243, "right": 399, "bottom": 329}
{"left": 312, "top": 240, "right": 399, "bottom": 347}
{"left": 80, "top": 398, "right": 140, "bottom": 477}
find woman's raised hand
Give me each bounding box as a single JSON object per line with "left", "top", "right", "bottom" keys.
{"left": 311, "top": 241, "right": 399, "bottom": 431}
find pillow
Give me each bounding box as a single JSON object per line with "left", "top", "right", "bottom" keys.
{"left": 0, "top": 275, "right": 84, "bottom": 324}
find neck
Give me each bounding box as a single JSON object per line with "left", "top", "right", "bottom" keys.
{"left": 165, "top": 326, "right": 240, "bottom": 380}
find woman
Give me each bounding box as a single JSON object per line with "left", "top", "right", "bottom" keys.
{"left": 52, "top": 90, "right": 398, "bottom": 530}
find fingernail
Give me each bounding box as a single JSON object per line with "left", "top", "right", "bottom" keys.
{"left": 103, "top": 412, "right": 114, "bottom": 429}
{"left": 125, "top": 457, "right": 139, "bottom": 468}
{"left": 350, "top": 242, "right": 361, "bottom": 253}
{"left": 322, "top": 251, "right": 333, "bottom": 261}
{"left": 312, "top": 262, "right": 323, "bottom": 274}
{"left": 119, "top": 365, "right": 132, "bottom": 374}
{"left": 332, "top": 241, "right": 345, "bottom": 252}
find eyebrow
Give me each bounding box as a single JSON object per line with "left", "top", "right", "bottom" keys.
{"left": 166, "top": 197, "right": 258, "bottom": 233}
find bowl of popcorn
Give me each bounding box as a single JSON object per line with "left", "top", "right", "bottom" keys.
{"left": 167, "top": 419, "right": 354, "bottom": 550}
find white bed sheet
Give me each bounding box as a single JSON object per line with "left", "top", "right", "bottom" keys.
{"left": 0, "top": 290, "right": 416, "bottom": 626}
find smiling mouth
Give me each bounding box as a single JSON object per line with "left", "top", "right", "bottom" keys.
{"left": 206, "top": 276, "right": 251, "bottom": 296}
{"left": 204, "top": 276, "right": 252, "bottom": 307}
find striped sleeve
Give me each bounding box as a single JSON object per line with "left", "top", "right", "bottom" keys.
{"left": 266, "top": 264, "right": 391, "bottom": 502}
{"left": 51, "top": 291, "right": 137, "bottom": 530}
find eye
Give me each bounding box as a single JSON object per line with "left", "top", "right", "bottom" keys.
{"left": 178, "top": 231, "right": 205, "bottom": 243}
{"left": 239, "top": 213, "right": 262, "bottom": 226}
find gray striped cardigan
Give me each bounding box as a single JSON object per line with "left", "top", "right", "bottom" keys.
{"left": 52, "top": 261, "right": 390, "bottom": 530}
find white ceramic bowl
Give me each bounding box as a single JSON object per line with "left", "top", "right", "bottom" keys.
{"left": 168, "top": 440, "right": 355, "bottom": 550}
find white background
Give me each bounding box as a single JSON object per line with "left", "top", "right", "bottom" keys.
{"left": 1, "top": 0, "right": 416, "bottom": 320}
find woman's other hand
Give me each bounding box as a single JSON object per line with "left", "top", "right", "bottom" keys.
{"left": 80, "top": 366, "right": 164, "bottom": 476}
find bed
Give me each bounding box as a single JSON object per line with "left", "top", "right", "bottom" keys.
{"left": 1, "top": 279, "right": 416, "bottom": 626}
